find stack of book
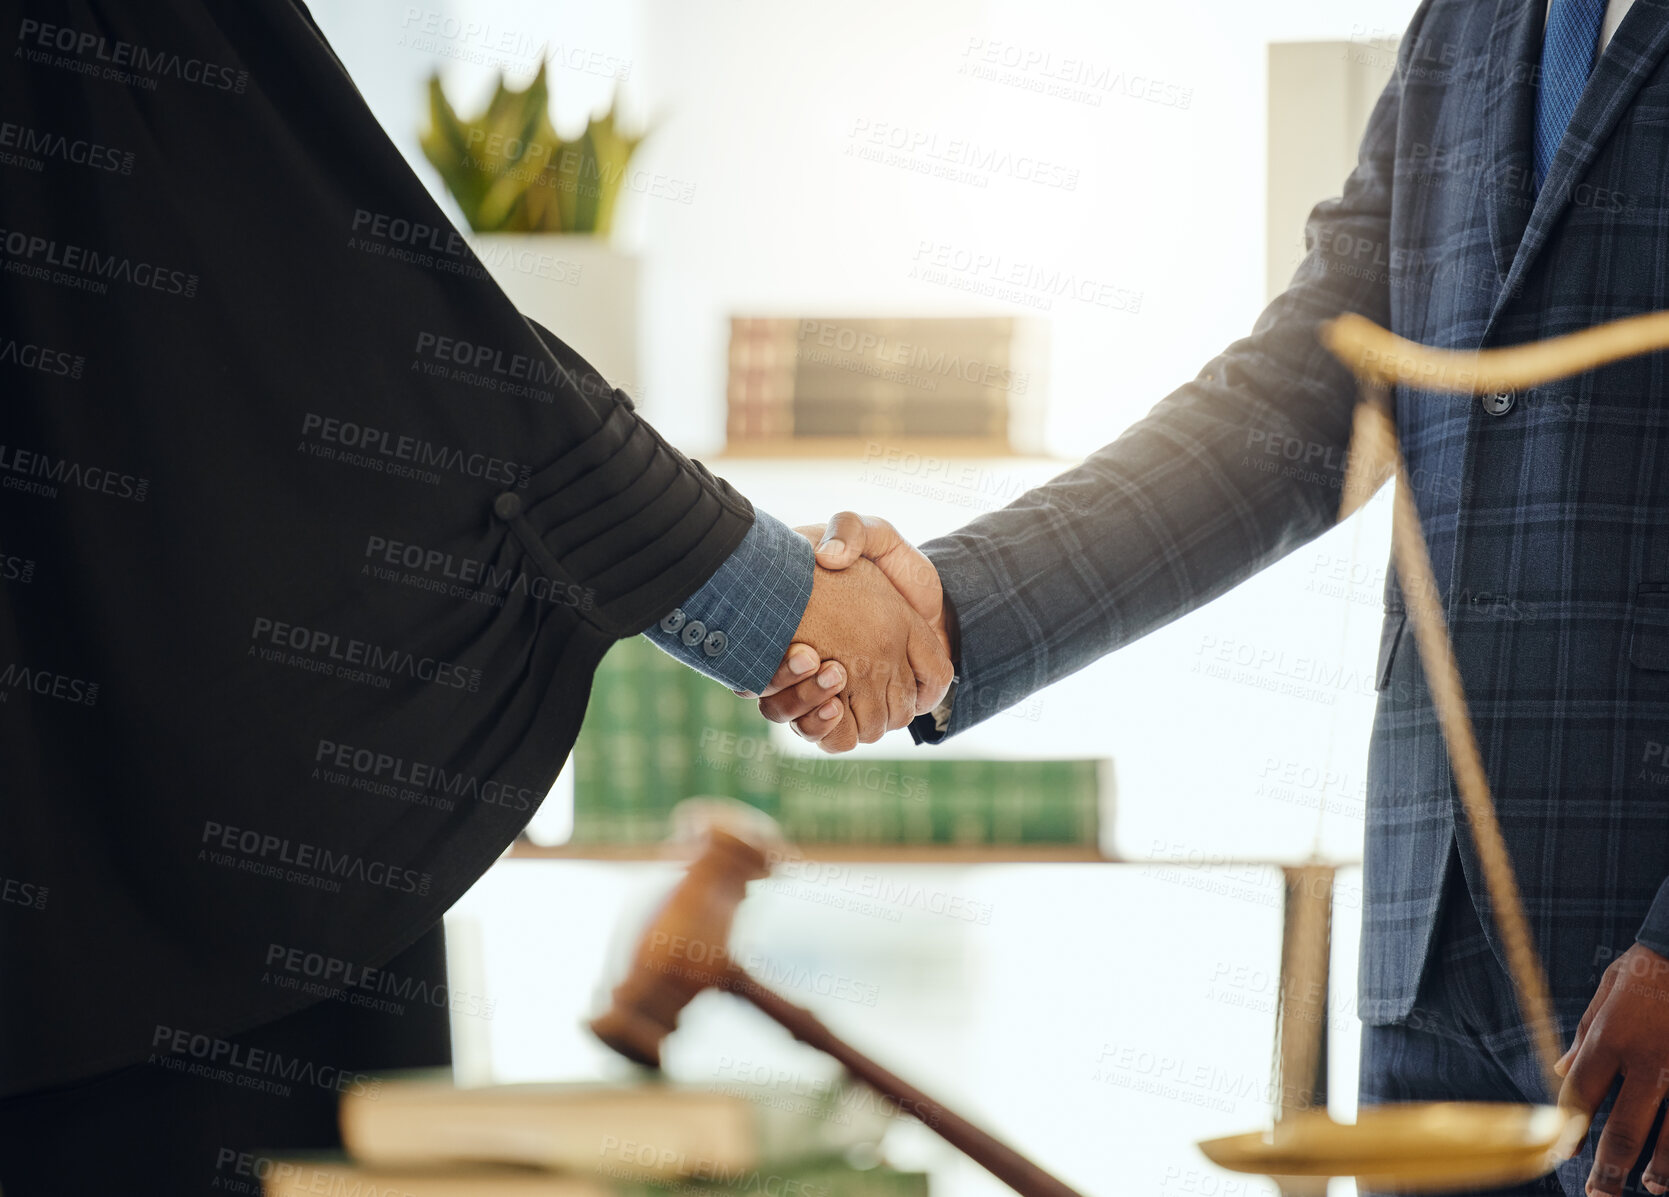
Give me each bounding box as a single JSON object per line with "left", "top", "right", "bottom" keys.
{"left": 567, "top": 637, "right": 1106, "bottom": 850}
{"left": 261, "top": 1073, "right": 927, "bottom": 1196}
{"left": 571, "top": 636, "right": 786, "bottom": 843}
{"left": 724, "top": 316, "right": 1040, "bottom": 454}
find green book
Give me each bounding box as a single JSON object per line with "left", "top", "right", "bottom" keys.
{"left": 261, "top": 1156, "right": 928, "bottom": 1197}
{"left": 571, "top": 638, "right": 1104, "bottom": 848}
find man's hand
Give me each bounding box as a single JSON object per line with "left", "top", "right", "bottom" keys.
{"left": 1556, "top": 942, "right": 1669, "bottom": 1196}
{"left": 756, "top": 513, "right": 955, "bottom": 751}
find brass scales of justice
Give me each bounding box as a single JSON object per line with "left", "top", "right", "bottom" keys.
{"left": 1198, "top": 309, "right": 1669, "bottom": 1194}
{"left": 589, "top": 311, "right": 1669, "bottom": 1196}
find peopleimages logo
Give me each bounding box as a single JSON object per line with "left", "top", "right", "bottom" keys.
{"left": 314, "top": 737, "right": 542, "bottom": 813}
{"left": 0, "top": 661, "right": 98, "bottom": 706}
{"left": 362, "top": 533, "right": 594, "bottom": 612}
{"left": 796, "top": 319, "right": 1029, "bottom": 394}
{"left": 350, "top": 207, "right": 470, "bottom": 257}
{"left": 200, "top": 819, "right": 433, "bottom": 896}
{"left": 249, "top": 615, "right": 484, "bottom": 692}
{"left": 847, "top": 117, "right": 1080, "bottom": 191}
{"left": 0, "top": 120, "right": 134, "bottom": 173}
{"left": 0, "top": 227, "right": 198, "bottom": 296}
{"left": 298, "top": 412, "right": 531, "bottom": 489}
{"left": 412, "top": 330, "right": 572, "bottom": 403}
{"left": 15, "top": 19, "right": 249, "bottom": 93}
{"left": 150, "top": 1025, "right": 380, "bottom": 1099}
{"left": 263, "top": 941, "right": 496, "bottom": 1018}
{"left": 0, "top": 443, "right": 149, "bottom": 502}
{"left": 0, "top": 333, "right": 85, "bottom": 378}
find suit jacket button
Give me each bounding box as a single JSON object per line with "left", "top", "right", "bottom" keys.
{"left": 680, "top": 619, "right": 707, "bottom": 647}
{"left": 660, "top": 609, "right": 687, "bottom": 634}
{"left": 1481, "top": 390, "right": 1514, "bottom": 416}
{"left": 493, "top": 492, "right": 523, "bottom": 520}
{"left": 702, "top": 630, "right": 728, "bottom": 657}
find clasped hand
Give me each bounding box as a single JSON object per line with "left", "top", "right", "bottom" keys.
{"left": 739, "top": 513, "right": 954, "bottom": 753}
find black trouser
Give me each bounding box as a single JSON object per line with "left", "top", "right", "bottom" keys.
{"left": 0, "top": 922, "right": 451, "bottom": 1196}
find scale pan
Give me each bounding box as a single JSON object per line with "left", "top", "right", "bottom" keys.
{"left": 1198, "top": 1103, "right": 1589, "bottom": 1192}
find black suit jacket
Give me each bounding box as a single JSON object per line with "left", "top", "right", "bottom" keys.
{"left": 0, "top": 0, "right": 750, "bottom": 1096}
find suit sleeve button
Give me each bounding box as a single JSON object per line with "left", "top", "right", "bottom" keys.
{"left": 703, "top": 630, "right": 728, "bottom": 657}
{"left": 493, "top": 492, "right": 523, "bottom": 520}
{"left": 680, "top": 619, "right": 707, "bottom": 647}
{"left": 1481, "top": 390, "right": 1515, "bottom": 416}
{"left": 659, "top": 609, "right": 687, "bottom": 634}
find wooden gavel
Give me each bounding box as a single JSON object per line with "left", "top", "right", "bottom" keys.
{"left": 589, "top": 829, "right": 1087, "bottom": 1197}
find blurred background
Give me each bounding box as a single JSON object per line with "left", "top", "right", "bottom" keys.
{"left": 308, "top": 2, "right": 1422, "bottom": 1193}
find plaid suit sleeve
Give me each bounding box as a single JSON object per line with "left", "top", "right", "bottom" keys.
{"left": 911, "top": 5, "right": 1432, "bottom": 742}
{"left": 641, "top": 509, "right": 814, "bottom": 694}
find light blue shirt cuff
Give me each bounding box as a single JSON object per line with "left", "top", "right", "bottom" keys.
{"left": 641, "top": 509, "right": 815, "bottom": 694}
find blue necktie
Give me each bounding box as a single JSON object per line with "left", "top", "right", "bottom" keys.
{"left": 1534, "top": 0, "right": 1607, "bottom": 190}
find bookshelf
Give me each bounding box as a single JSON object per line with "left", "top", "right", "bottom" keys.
{"left": 724, "top": 316, "right": 1047, "bottom": 458}
{"left": 508, "top": 841, "right": 1109, "bottom": 864}
{"left": 505, "top": 840, "right": 1357, "bottom": 868}
{"left": 715, "top": 436, "right": 1015, "bottom": 460}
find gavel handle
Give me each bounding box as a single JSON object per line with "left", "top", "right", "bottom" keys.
{"left": 718, "top": 966, "right": 1087, "bottom": 1197}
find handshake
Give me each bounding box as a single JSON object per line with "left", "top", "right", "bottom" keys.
{"left": 743, "top": 513, "right": 956, "bottom": 753}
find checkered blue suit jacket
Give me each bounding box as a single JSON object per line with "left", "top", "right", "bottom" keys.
{"left": 916, "top": 0, "right": 1669, "bottom": 1024}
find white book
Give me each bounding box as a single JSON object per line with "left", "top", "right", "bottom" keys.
{"left": 340, "top": 1074, "right": 894, "bottom": 1182}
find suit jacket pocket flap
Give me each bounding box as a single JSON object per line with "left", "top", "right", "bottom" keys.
{"left": 1376, "top": 611, "right": 1407, "bottom": 691}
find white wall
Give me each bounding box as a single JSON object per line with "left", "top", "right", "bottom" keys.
{"left": 302, "top": 5, "right": 1422, "bottom": 1193}
{"left": 309, "top": 0, "right": 1421, "bottom": 861}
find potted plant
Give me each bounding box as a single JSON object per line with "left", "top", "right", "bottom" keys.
{"left": 421, "top": 64, "right": 646, "bottom": 391}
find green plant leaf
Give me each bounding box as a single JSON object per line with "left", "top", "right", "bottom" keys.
{"left": 585, "top": 94, "right": 646, "bottom": 237}
{"left": 420, "top": 75, "right": 492, "bottom": 228}
{"left": 420, "top": 64, "right": 646, "bottom": 237}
